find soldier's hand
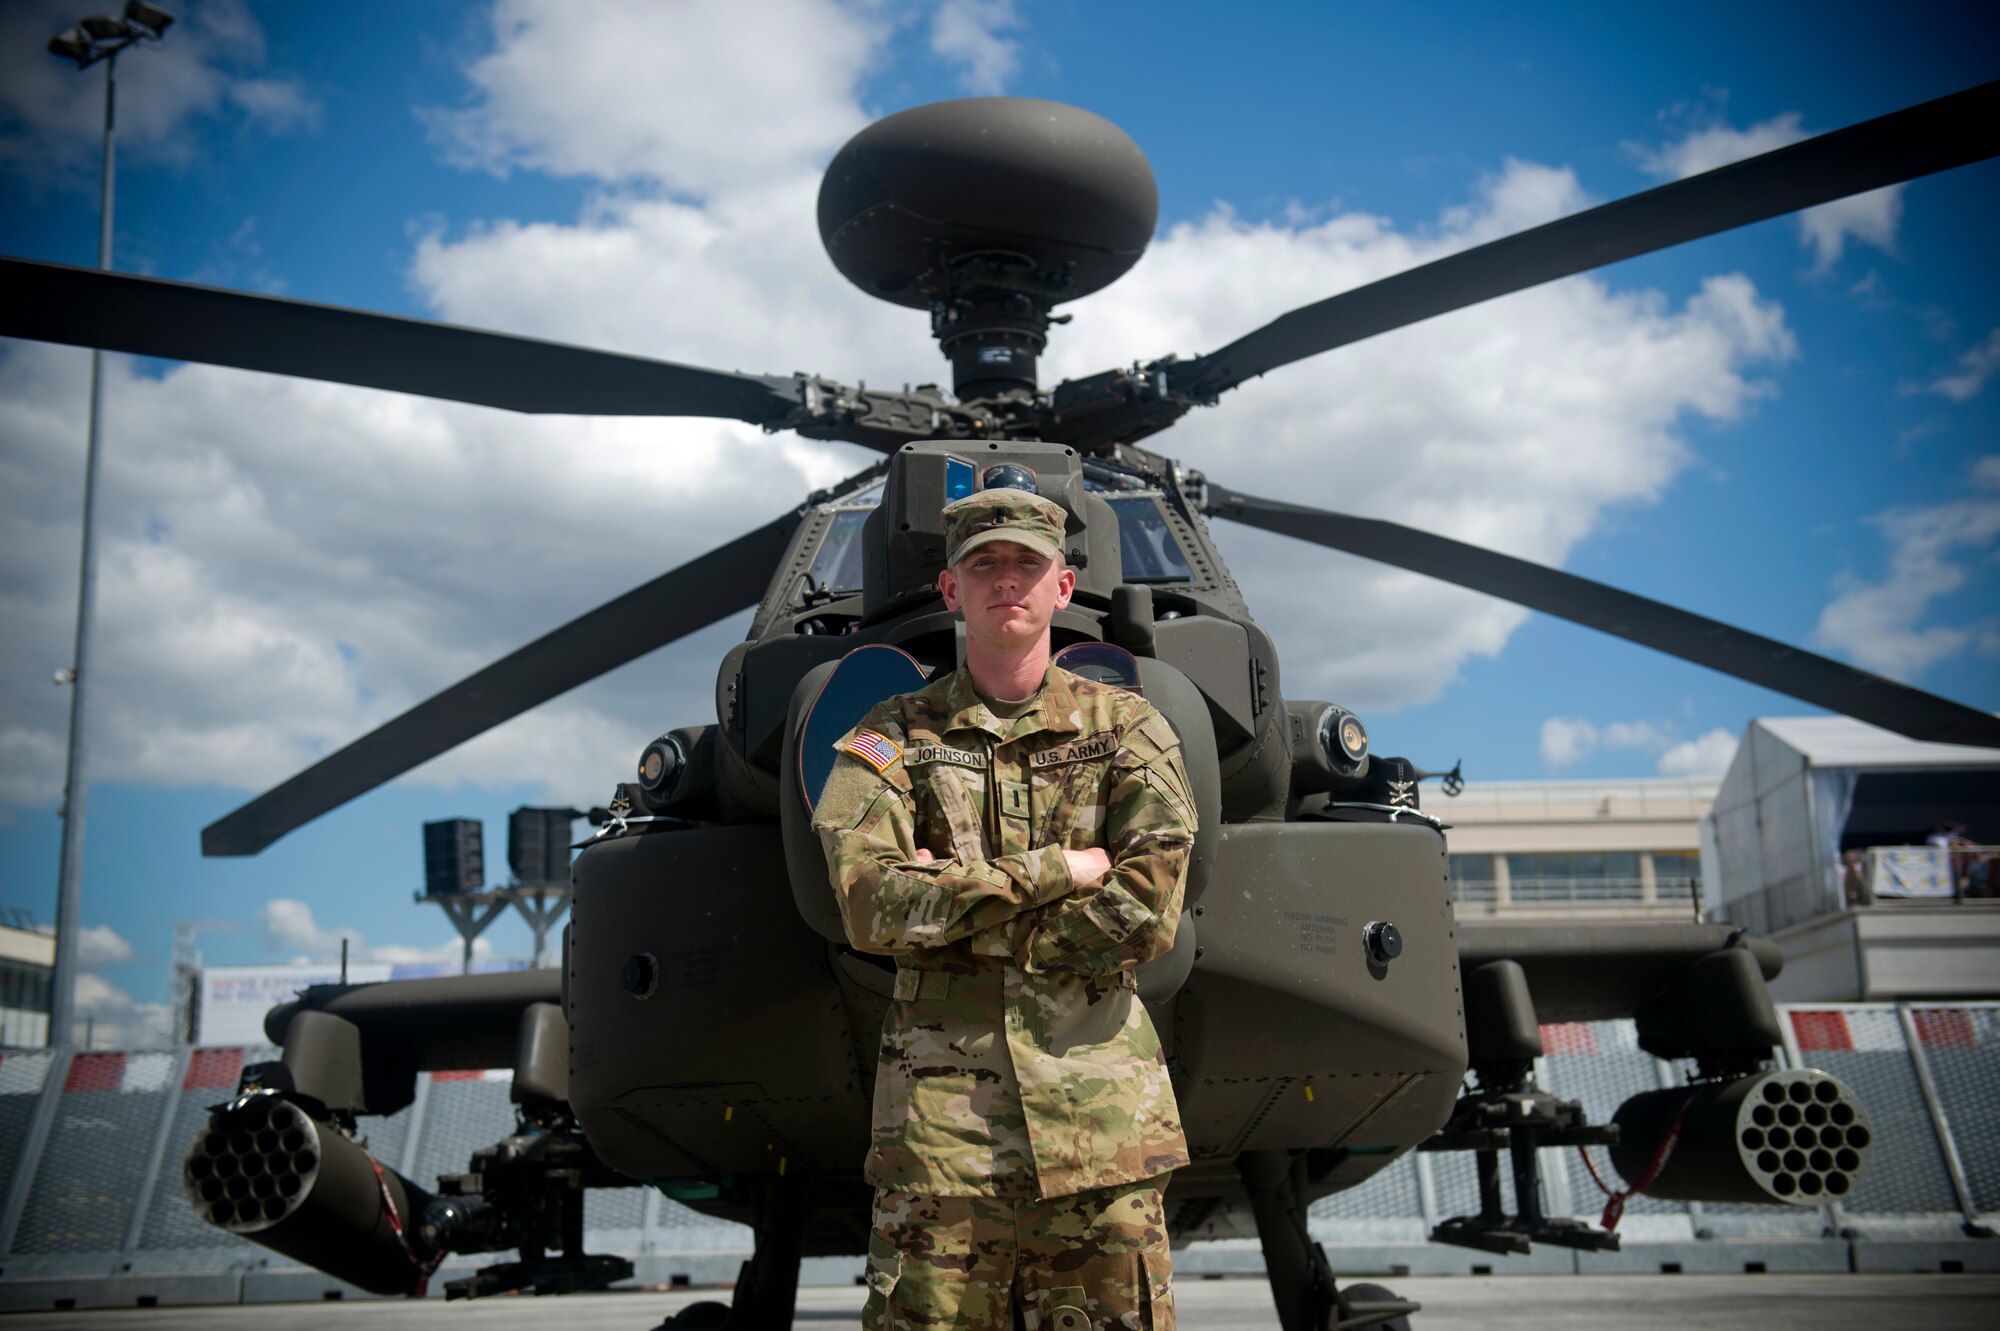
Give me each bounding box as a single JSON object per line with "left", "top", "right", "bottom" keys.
{"left": 1063, "top": 847, "right": 1112, "bottom": 886}
{"left": 913, "top": 849, "right": 935, "bottom": 864}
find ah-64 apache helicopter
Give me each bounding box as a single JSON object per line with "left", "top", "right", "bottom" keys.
{"left": 5, "top": 84, "right": 1999, "bottom": 1331}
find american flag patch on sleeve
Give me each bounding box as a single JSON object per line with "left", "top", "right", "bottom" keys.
{"left": 840, "top": 728, "right": 903, "bottom": 773}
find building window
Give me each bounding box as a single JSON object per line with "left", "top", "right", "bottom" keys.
{"left": 1505, "top": 852, "right": 1642, "bottom": 903}
{"left": 1651, "top": 852, "right": 1700, "bottom": 901}
{"left": 0, "top": 960, "right": 34, "bottom": 1013}
{"left": 1449, "top": 854, "right": 1497, "bottom": 904}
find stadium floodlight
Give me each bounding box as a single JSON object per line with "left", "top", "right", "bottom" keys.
{"left": 41, "top": 4, "right": 172, "bottom": 1050}
{"left": 47, "top": 4, "right": 171, "bottom": 68}
{"left": 124, "top": 2, "right": 175, "bottom": 37}
{"left": 47, "top": 27, "right": 91, "bottom": 63}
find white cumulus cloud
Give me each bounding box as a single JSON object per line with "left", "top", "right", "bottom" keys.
{"left": 0, "top": 0, "right": 1802, "bottom": 823}
{"left": 1539, "top": 717, "right": 1675, "bottom": 768}
{"left": 73, "top": 972, "right": 172, "bottom": 1048}
{"left": 1084, "top": 221, "right": 1795, "bottom": 710}
{"left": 929, "top": 0, "right": 1023, "bottom": 94}
{"left": 78, "top": 923, "right": 135, "bottom": 966}
{"left": 1540, "top": 717, "right": 1598, "bottom": 767}
{"left": 1657, "top": 727, "right": 1739, "bottom": 779}
{"left": 1814, "top": 459, "right": 2000, "bottom": 681}
{"left": 420, "top": 0, "right": 875, "bottom": 196}
{"left": 261, "top": 898, "right": 359, "bottom": 960}
{"left": 1633, "top": 110, "right": 1902, "bottom": 272}
{"left": 260, "top": 897, "right": 492, "bottom": 966}
{"left": 1631, "top": 113, "right": 1805, "bottom": 180}
{"left": 1907, "top": 328, "right": 2000, "bottom": 404}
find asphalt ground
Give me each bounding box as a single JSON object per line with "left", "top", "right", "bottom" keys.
{"left": 2, "top": 1274, "right": 1995, "bottom": 1329}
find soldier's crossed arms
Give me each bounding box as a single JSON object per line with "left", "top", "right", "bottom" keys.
{"left": 816, "top": 713, "right": 1194, "bottom": 974}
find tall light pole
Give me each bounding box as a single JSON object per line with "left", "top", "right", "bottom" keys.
{"left": 45, "top": 2, "right": 174, "bottom": 1050}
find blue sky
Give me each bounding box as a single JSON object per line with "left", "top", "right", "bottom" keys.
{"left": 1, "top": 0, "right": 1995, "bottom": 1043}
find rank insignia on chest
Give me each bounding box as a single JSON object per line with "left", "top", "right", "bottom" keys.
{"left": 906, "top": 743, "right": 983, "bottom": 770}
{"left": 1030, "top": 733, "right": 1116, "bottom": 768}
{"left": 840, "top": 729, "right": 903, "bottom": 773}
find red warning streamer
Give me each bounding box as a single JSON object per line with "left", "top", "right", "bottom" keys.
{"left": 369, "top": 1154, "right": 445, "bottom": 1297}
{"left": 1576, "top": 1099, "right": 1692, "bottom": 1231}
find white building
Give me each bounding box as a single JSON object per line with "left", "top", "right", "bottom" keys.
{"left": 1701, "top": 716, "right": 2000, "bottom": 1002}
{"left": 1438, "top": 777, "right": 1716, "bottom": 922}
{"left": 0, "top": 923, "right": 53, "bottom": 1048}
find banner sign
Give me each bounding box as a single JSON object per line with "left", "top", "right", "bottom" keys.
{"left": 1871, "top": 847, "right": 1954, "bottom": 898}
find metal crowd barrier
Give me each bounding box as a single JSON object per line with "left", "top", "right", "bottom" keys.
{"left": 1271, "top": 1004, "right": 1995, "bottom": 1277}
{"left": 0, "top": 1004, "right": 1994, "bottom": 1307}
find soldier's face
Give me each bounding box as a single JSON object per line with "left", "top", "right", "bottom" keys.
{"left": 939, "top": 541, "right": 1075, "bottom": 654}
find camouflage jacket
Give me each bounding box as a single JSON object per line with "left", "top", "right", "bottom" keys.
{"left": 813, "top": 663, "right": 1196, "bottom": 1200}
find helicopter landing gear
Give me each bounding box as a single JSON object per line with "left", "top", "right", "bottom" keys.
{"left": 1239, "top": 1150, "right": 1420, "bottom": 1331}
{"left": 1424, "top": 960, "right": 1620, "bottom": 1257}
{"left": 656, "top": 1173, "right": 810, "bottom": 1330}
{"left": 1336, "top": 1283, "right": 1416, "bottom": 1331}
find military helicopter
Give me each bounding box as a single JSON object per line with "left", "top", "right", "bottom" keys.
{"left": 5, "top": 83, "right": 1999, "bottom": 1330}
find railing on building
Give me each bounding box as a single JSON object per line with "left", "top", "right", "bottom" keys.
{"left": 1722, "top": 844, "right": 2000, "bottom": 935}
{"left": 0, "top": 1002, "right": 1992, "bottom": 1305}
{"left": 1436, "top": 779, "right": 1719, "bottom": 823}
{"left": 1454, "top": 875, "right": 1700, "bottom": 906}
{"left": 1448, "top": 851, "right": 1703, "bottom": 917}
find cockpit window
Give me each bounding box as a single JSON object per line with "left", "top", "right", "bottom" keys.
{"left": 800, "top": 489, "right": 1191, "bottom": 598}
{"left": 801, "top": 508, "right": 870, "bottom": 601}
{"left": 1107, "top": 496, "right": 1193, "bottom": 583}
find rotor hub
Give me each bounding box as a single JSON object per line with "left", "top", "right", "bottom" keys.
{"left": 928, "top": 255, "right": 1076, "bottom": 400}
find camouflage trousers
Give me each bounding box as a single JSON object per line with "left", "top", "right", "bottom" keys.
{"left": 861, "top": 1180, "right": 1174, "bottom": 1329}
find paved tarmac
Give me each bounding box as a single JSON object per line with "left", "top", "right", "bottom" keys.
{"left": 2, "top": 1274, "right": 1995, "bottom": 1329}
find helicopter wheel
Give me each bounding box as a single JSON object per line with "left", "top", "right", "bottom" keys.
{"left": 1336, "top": 1281, "right": 1415, "bottom": 1331}
{"left": 657, "top": 1299, "right": 732, "bottom": 1329}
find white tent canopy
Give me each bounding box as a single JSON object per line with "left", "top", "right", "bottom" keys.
{"left": 1700, "top": 717, "right": 2000, "bottom": 934}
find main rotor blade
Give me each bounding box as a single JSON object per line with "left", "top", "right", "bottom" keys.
{"left": 201, "top": 512, "right": 800, "bottom": 857}
{"left": 0, "top": 257, "right": 805, "bottom": 422}
{"left": 1205, "top": 483, "right": 2000, "bottom": 749}
{"left": 1177, "top": 80, "right": 2000, "bottom": 398}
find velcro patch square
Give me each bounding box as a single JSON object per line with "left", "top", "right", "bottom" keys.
{"left": 841, "top": 728, "right": 903, "bottom": 773}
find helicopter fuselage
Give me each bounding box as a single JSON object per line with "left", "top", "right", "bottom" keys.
{"left": 565, "top": 440, "right": 1466, "bottom": 1246}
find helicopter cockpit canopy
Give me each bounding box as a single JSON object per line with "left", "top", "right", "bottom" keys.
{"left": 860, "top": 442, "right": 1123, "bottom": 615}
{"left": 796, "top": 455, "right": 1195, "bottom": 611}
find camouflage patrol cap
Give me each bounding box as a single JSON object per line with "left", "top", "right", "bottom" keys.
{"left": 942, "top": 487, "right": 1068, "bottom": 565}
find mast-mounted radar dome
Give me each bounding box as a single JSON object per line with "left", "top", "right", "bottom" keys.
{"left": 817, "top": 98, "right": 1158, "bottom": 401}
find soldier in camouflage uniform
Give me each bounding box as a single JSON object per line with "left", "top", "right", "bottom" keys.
{"left": 813, "top": 487, "right": 1197, "bottom": 1329}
